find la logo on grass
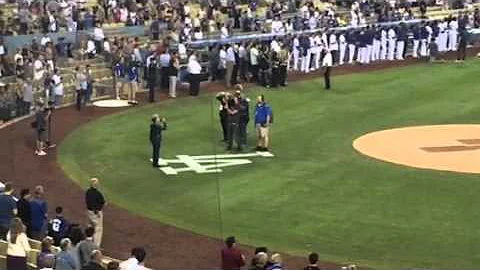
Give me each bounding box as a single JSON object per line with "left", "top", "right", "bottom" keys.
{"left": 150, "top": 152, "right": 274, "bottom": 175}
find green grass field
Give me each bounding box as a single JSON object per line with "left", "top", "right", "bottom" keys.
{"left": 59, "top": 60, "right": 480, "bottom": 268}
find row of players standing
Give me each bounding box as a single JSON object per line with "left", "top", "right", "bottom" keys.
{"left": 289, "top": 17, "right": 467, "bottom": 71}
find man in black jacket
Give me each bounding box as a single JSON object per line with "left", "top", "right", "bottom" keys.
{"left": 85, "top": 178, "right": 105, "bottom": 247}
{"left": 16, "top": 189, "right": 31, "bottom": 237}
{"left": 150, "top": 114, "right": 167, "bottom": 167}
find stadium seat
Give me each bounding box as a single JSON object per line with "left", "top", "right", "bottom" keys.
{"left": 28, "top": 239, "right": 41, "bottom": 251}
{"left": 27, "top": 249, "right": 40, "bottom": 268}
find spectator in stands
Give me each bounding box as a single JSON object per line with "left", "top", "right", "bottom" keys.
{"left": 48, "top": 206, "right": 70, "bottom": 246}
{"left": 119, "top": 247, "right": 150, "bottom": 270}
{"left": 304, "top": 252, "right": 320, "bottom": 270}
{"left": 16, "top": 188, "right": 31, "bottom": 237}
{"left": 55, "top": 238, "right": 78, "bottom": 270}
{"left": 249, "top": 252, "right": 268, "bottom": 270}
{"left": 6, "top": 218, "right": 31, "bottom": 270}
{"left": 85, "top": 177, "right": 105, "bottom": 247}
{"left": 30, "top": 185, "right": 48, "bottom": 240}
{"left": 37, "top": 237, "right": 56, "bottom": 269}
{"left": 82, "top": 249, "right": 105, "bottom": 270}
{"left": 39, "top": 255, "right": 55, "bottom": 270}
{"left": 221, "top": 236, "right": 246, "bottom": 270}
{"left": 78, "top": 227, "right": 98, "bottom": 267}
{"left": 107, "top": 261, "right": 120, "bottom": 270}
{"left": 0, "top": 183, "right": 17, "bottom": 239}
{"left": 267, "top": 253, "right": 283, "bottom": 270}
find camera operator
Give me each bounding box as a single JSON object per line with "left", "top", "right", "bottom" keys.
{"left": 226, "top": 93, "right": 242, "bottom": 152}
{"left": 234, "top": 86, "right": 249, "bottom": 147}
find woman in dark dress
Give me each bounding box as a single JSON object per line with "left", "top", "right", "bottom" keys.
{"left": 150, "top": 114, "right": 167, "bottom": 167}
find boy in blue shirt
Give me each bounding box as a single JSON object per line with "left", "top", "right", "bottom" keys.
{"left": 254, "top": 95, "right": 272, "bottom": 151}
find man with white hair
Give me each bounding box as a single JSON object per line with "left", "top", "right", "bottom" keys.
{"left": 187, "top": 54, "right": 202, "bottom": 96}
{"left": 85, "top": 178, "right": 105, "bottom": 247}
{"left": 54, "top": 238, "right": 78, "bottom": 270}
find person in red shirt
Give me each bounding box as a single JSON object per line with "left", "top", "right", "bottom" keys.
{"left": 221, "top": 236, "right": 246, "bottom": 270}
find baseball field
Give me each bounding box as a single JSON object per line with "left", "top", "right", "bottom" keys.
{"left": 58, "top": 59, "right": 480, "bottom": 268}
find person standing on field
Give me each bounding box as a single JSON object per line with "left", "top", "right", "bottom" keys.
{"left": 85, "top": 178, "right": 105, "bottom": 247}
{"left": 150, "top": 114, "right": 167, "bottom": 167}
{"left": 254, "top": 95, "right": 272, "bottom": 151}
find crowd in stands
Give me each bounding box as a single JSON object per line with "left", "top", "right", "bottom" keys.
{"left": 0, "top": 179, "right": 152, "bottom": 270}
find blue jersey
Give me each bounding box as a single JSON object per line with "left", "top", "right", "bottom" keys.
{"left": 255, "top": 103, "right": 272, "bottom": 125}
{"left": 48, "top": 216, "right": 69, "bottom": 245}
{"left": 128, "top": 66, "right": 138, "bottom": 82}
{"left": 114, "top": 63, "right": 125, "bottom": 78}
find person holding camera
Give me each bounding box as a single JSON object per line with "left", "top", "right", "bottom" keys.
{"left": 226, "top": 94, "right": 242, "bottom": 152}
{"left": 254, "top": 95, "right": 272, "bottom": 152}
{"left": 150, "top": 114, "right": 167, "bottom": 167}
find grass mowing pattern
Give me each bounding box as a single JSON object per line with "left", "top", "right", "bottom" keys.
{"left": 59, "top": 61, "right": 480, "bottom": 268}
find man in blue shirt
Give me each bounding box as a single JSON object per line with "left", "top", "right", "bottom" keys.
{"left": 254, "top": 95, "right": 272, "bottom": 152}
{"left": 0, "top": 183, "right": 17, "bottom": 240}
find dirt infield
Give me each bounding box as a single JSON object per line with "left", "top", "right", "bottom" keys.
{"left": 0, "top": 49, "right": 478, "bottom": 269}
{"left": 354, "top": 125, "right": 480, "bottom": 174}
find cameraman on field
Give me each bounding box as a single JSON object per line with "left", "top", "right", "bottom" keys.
{"left": 234, "top": 86, "right": 249, "bottom": 148}
{"left": 226, "top": 93, "right": 242, "bottom": 152}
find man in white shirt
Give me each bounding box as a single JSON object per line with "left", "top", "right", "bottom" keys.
{"left": 322, "top": 49, "right": 333, "bottom": 90}
{"left": 41, "top": 35, "right": 51, "bottom": 47}
{"left": 51, "top": 69, "right": 64, "bottom": 107}
{"left": 238, "top": 43, "right": 247, "bottom": 82}
{"left": 387, "top": 27, "right": 396, "bottom": 61}
{"left": 86, "top": 38, "right": 96, "bottom": 59}
{"left": 221, "top": 24, "right": 229, "bottom": 39}
{"left": 292, "top": 36, "right": 300, "bottom": 71}
{"left": 187, "top": 54, "right": 202, "bottom": 96}
{"left": 270, "top": 39, "right": 280, "bottom": 53}
{"left": 249, "top": 43, "right": 259, "bottom": 83}
{"left": 93, "top": 25, "right": 105, "bottom": 53}
{"left": 120, "top": 247, "right": 151, "bottom": 270}
{"left": 33, "top": 57, "right": 45, "bottom": 93}
{"left": 225, "top": 44, "right": 236, "bottom": 88}
{"left": 338, "top": 32, "right": 347, "bottom": 65}
{"left": 448, "top": 18, "right": 458, "bottom": 51}
{"left": 380, "top": 28, "right": 388, "bottom": 60}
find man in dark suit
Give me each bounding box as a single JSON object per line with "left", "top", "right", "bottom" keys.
{"left": 150, "top": 114, "right": 167, "bottom": 167}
